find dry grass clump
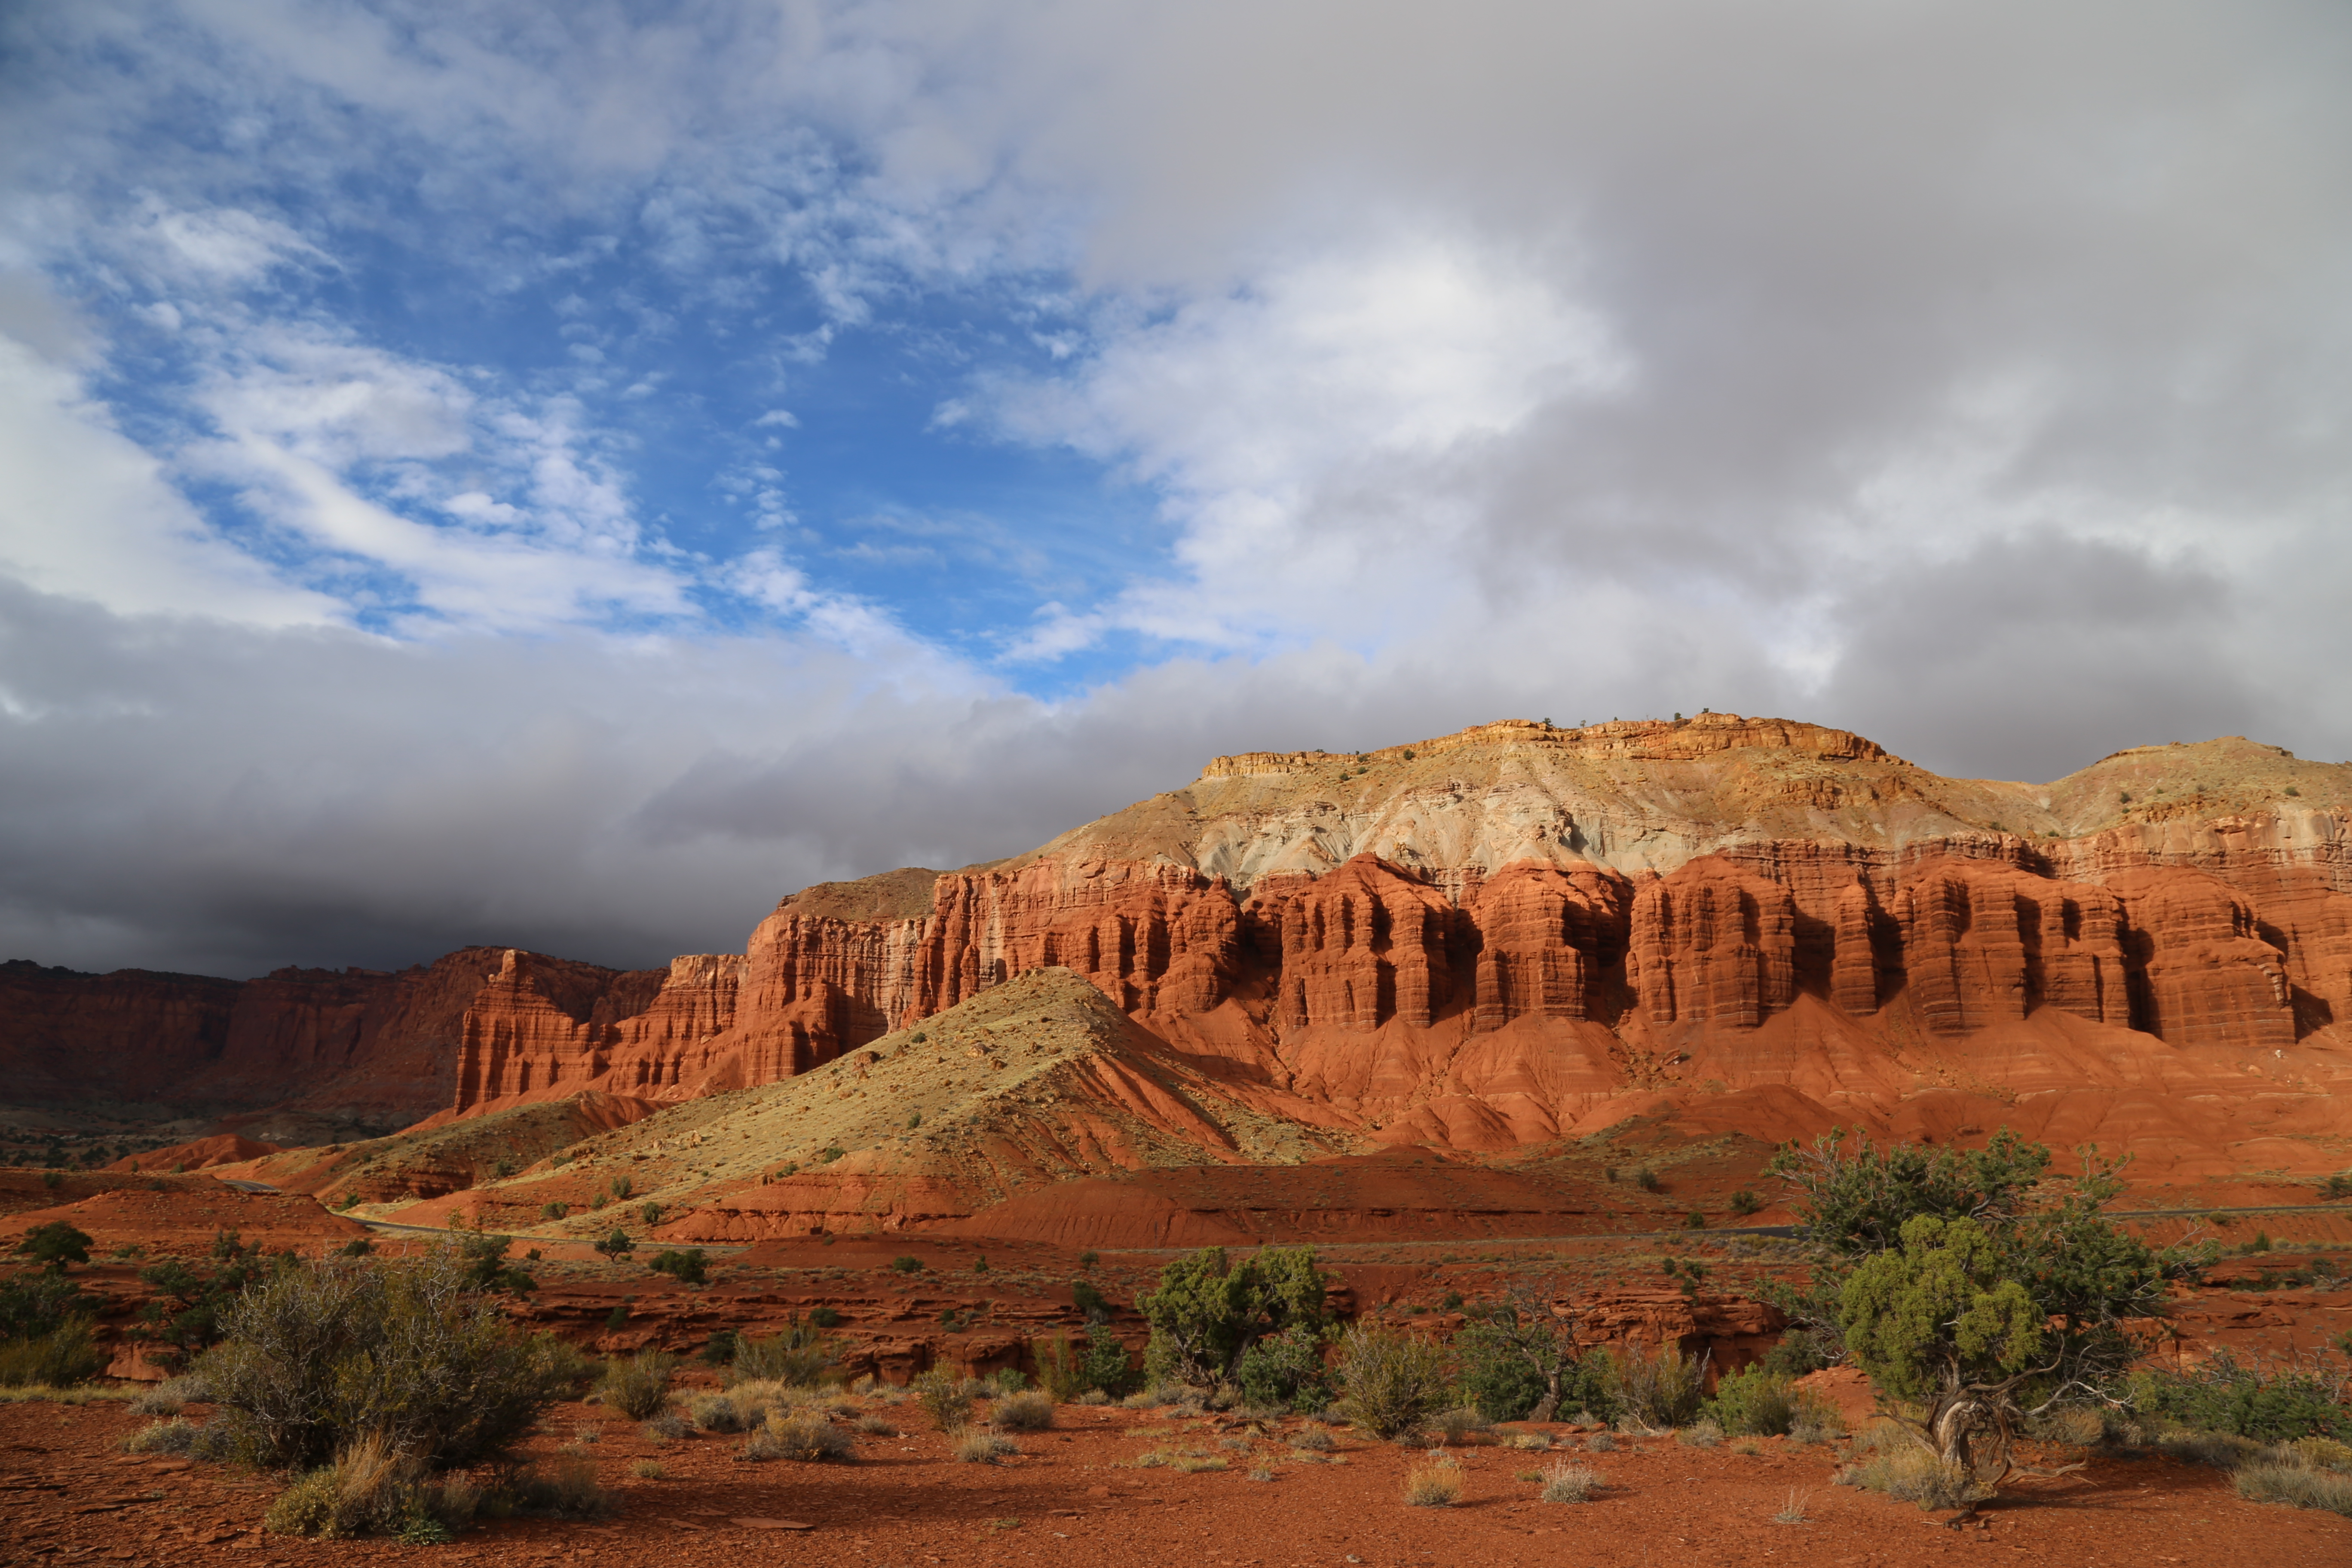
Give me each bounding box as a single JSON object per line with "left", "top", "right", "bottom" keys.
{"left": 953, "top": 1428, "right": 1019, "bottom": 1464}
{"left": 2236, "top": 1460, "right": 2352, "bottom": 1516}
{"left": 729, "top": 1320, "right": 834, "bottom": 1386}
{"left": 1247, "top": 1465, "right": 1276, "bottom": 1482}
{"left": 1772, "top": 1488, "right": 1812, "bottom": 1524}
{"left": 639, "top": 1409, "right": 689, "bottom": 1442}
{"left": 1500, "top": 1429, "right": 1553, "bottom": 1452}
{"left": 129, "top": 1373, "right": 209, "bottom": 1417}
{"left": 1678, "top": 1419, "right": 1725, "bottom": 1448}
{"left": 120, "top": 1417, "right": 199, "bottom": 1455}
{"left": 1538, "top": 1459, "right": 1602, "bottom": 1504}
{"left": 1289, "top": 1424, "right": 1336, "bottom": 1452}
{"left": 992, "top": 1390, "right": 1055, "bottom": 1431}
{"left": 597, "top": 1353, "right": 678, "bottom": 1420}
{"left": 856, "top": 1413, "right": 897, "bottom": 1436}
{"left": 261, "top": 1432, "right": 508, "bottom": 1543}
{"left": 1402, "top": 1456, "right": 1463, "bottom": 1507}
{"left": 737, "top": 1413, "right": 854, "bottom": 1463}
{"left": 1837, "top": 1444, "right": 1986, "bottom": 1512}
{"left": 1583, "top": 1432, "right": 1617, "bottom": 1452}
{"left": 1173, "top": 1452, "right": 1228, "bottom": 1473}
{"left": 2157, "top": 1430, "right": 2264, "bottom": 1469}
{"left": 631, "top": 1460, "right": 665, "bottom": 1480}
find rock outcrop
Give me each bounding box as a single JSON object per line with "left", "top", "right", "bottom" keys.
{"left": 9, "top": 716, "right": 2351, "bottom": 1194}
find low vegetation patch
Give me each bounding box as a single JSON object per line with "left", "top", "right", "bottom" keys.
{"left": 1401, "top": 1457, "right": 1462, "bottom": 1507}
{"left": 1538, "top": 1459, "right": 1602, "bottom": 1504}
{"left": 598, "top": 1352, "right": 678, "bottom": 1420}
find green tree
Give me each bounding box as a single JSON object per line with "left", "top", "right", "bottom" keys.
{"left": 647, "top": 1248, "right": 707, "bottom": 1286}
{"left": 1139, "top": 1246, "right": 1327, "bottom": 1389}
{"left": 1785, "top": 1129, "right": 2204, "bottom": 1511}
{"left": 1452, "top": 1278, "right": 1584, "bottom": 1421}
{"left": 1840, "top": 1214, "right": 2047, "bottom": 1481}
{"left": 16, "top": 1221, "right": 92, "bottom": 1268}
{"left": 593, "top": 1230, "right": 635, "bottom": 1262}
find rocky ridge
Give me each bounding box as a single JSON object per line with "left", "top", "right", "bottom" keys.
{"left": 9, "top": 715, "right": 2351, "bottom": 1217}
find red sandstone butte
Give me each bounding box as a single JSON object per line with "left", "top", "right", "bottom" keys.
{"left": 6, "top": 716, "right": 2348, "bottom": 1191}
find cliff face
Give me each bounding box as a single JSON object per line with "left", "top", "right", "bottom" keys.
{"left": 0, "top": 949, "right": 513, "bottom": 1127}
{"left": 435, "top": 716, "right": 2352, "bottom": 1181}
{"left": 11, "top": 714, "right": 2349, "bottom": 1176}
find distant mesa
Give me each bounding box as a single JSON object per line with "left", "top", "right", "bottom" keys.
{"left": 6, "top": 713, "right": 2349, "bottom": 1247}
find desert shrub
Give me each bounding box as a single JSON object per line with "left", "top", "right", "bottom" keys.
{"left": 1432, "top": 1406, "right": 1490, "bottom": 1446}
{"left": 2026, "top": 1405, "right": 2106, "bottom": 1447}
{"left": 640, "top": 1408, "right": 689, "bottom": 1441}
{"left": 2236, "top": 1460, "right": 2352, "bottom": 1516}
{"left": 647, "top": 1249, "right": 707, "bottom": 1286}
{"left": 1140, "top": 1245, "right": 1329, "bottom": 1390}
{"left": 857, "top": 1413, "right": 896, "bottom": 1435}
{"left": 1605, "top": 1341, "right": 1706, "bottom": 1432}
{"left": 0, "top": 1320, "right": 105, "bottom": 1387}
{"left": 914, "top": 1367, "right": 976, "bottom": 1430}
{"left": 993, "top": 1389, "right": 1055, "bottom": 1431}
{"left": 1705, "top": 1366, "right": 1803, "bottom": 1436}
{"left": 1236, "top": 1323, "right": 1335, "bottom": 1414}
{"left": 16, "top": 1222, "right": 92, "bottom": 1267}
{"left": 1335, "top": 1323, "right": 1449, "bottom": 1440}
{"left": 954, "top": 1429, "right": 1017, "bottom": 1463}
{"left": 1539, "top": 1459, "right": 1602, "bottom": 1503}
{"left": 132, "top": 1234, "right": 272, "bottom": 1369}
{"left": 891, "top": 1255, "right": 924, "bottom": 1274}
{"left": 263, "top": 1432, "right": 484, "bottom": 1541}
{"left": 731, "top": 1318, "right": 834, "bottom": 1386}
{"left": 130, "top": 1372, "right": 207, "bottom": 1417}
{"left": 632, "top": 1459, "right": 664, "bottom": 1479}
{"left": 199, "top": 1249, "right": 569, "bottom": 1470}
{"left": 453, "top": 1234, "right": 533, "bottom": 1295}
{"left": 1037, "top": 1332, "right": 1088, "bottom": 1400}
{"left": 1730, "top": 1189, "right": 1764, "bottom": 1217}
{"left": 1759, "top": 1328, "right": 1831, "bottom": 1378}
{"left": 1083, "top": 1324, "right": 1137, "bottom": 1396}
{"left": 1584, "top": 1431, "right": 1618, "bottom": 1452}
{"left": 540, "top": 1203, "right": 567, "bottom": 1221}
{"left": 1678, "top": 1419, "right": 1724, "bottom": 1447}
{"left": 1840, "top": 1445, "right": 1986, "bottom": 1511}
{"left": 2157, "top": 1429, "right": 2263, "bottom": 1468}
{"left": 2128, "top": 1351, "right": 2350, "bottom": 1443}
{"left": 1453, "top": 1281, "right": 1592, "bottom": 1422}
{"left": 0, "top": 1266, "right": 105, "bottom": 1388}
{"left": 754, "top": 1412, "right": 854, "bottom": 1461}
{"left": 486, "top": 1456, "right": 609, "bottom": 1519}
{"left": 689, "top": 1391, "right": 748, "bottom": 1433}
{"left": 1289, "top": 1424, "right": 1335, "bottom": 1452}
{"left": 598, "top": 1352, "right": 678, "bottom": 1420}
{"left": 699, "top": 1328, "right": 739, "bottom": 1364}
{"left": 1402, "top": 1456, "right": 1462, "bottom": 1506}
{"left": 122, "top": 1417, "right": 200, "bottom": 1454}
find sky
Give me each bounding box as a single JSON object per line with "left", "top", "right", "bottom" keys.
{"left": 3, "top": 1, "right": 2349, "bottom": 979}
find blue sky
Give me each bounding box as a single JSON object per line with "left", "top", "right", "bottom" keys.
{"left": 3, "top": 2, "right": 2349, "bottom": 976}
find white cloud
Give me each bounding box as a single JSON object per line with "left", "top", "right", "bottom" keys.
{"left": 0, "top": 328, "right": 336, "bottom": 626}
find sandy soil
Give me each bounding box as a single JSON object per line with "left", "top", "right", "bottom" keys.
{"left": 8, "top": 1382, "right": 2348, "bottom": 1568}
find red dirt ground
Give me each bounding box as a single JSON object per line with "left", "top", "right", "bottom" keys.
{"left": 7, "top": 1380, "right": 2347, "bottom": 1568}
